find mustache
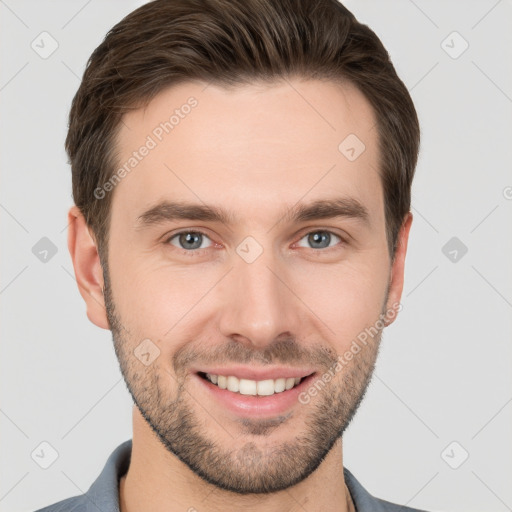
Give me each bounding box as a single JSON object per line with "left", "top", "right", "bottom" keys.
{"left": 172, "top": 337, "right": 338, "bottom": 375}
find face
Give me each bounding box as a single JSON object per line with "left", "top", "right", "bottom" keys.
{"left": 97, "top": 79, "right": 407, "bottom": 494}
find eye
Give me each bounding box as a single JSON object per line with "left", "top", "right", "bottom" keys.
{"left": 163, "top": 228, "right": 346, "bottom": 255}
{"left": 165, "top": 230, "right": 213, "bottom": 252}
{"left": 295, "top": 230, "right": 345, "bottom": 250}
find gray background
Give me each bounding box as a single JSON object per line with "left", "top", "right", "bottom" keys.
{"left": 1, "top": 1, "right": 511, "bottom": 511}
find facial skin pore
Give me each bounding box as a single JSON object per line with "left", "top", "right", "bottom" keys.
{"left": 68, "top": 78, "right": 412, "bottom": 512}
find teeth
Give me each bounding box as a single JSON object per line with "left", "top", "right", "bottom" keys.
{"left": 204, "top": 373, "right": 304, "bottom": 395}
{"left": 227, "top": 376, "right": 239, "bottom": 393}
{"left": 217, "top": 375, "right": 227, "bottom": 389}
{"left": 274, "top": 378, "right": 286, "bottom": 393}
{"left": 240, "top": 379, "right": 257, "bottom": 395}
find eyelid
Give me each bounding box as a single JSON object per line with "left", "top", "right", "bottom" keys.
{"left": 295, "top": 226, "right": 349, "bottom": 242}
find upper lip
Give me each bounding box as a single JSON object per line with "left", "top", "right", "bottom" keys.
{"left": 192, "top": 365, "right": 316, "bottom": 381}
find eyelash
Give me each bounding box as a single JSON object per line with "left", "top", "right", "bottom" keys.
{"left": 163, "top": 229, "right": 347, "bottom": 255}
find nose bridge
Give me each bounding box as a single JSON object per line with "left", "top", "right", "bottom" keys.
{"left": 218, "top": 236, "right": 297, "bottom": 348}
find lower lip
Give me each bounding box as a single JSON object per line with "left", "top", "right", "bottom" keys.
{"left": 193, "top": 373, "right": 317, "bottom": 419}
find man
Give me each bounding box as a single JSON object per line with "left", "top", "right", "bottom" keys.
{"left": 36, "top": 0, "right": 429, "bottom": 510}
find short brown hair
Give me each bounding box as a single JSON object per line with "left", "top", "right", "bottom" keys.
{"left": 66, "top": 0, "right": 420, "bottom": 265}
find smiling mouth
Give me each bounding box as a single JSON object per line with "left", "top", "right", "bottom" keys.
{"left": 197, "top": 371, "right": 312, "bottom": 396}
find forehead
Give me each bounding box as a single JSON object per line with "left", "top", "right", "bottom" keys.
{"left": 112, "top": 79, "right": 382, "bottom": 228}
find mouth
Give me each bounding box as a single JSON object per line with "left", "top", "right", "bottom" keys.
{"left": 193, "top": 369, "right": 317, "bottom": 418}
{"left": 198, "top": 372, "right": 307, "bottom": 396}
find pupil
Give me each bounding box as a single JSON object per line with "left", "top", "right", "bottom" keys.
{"left": 182, "top": 232, "right": 201, "bottom": 250}
{"left": 310, "top": 231, "right": 329, "bottom": 248}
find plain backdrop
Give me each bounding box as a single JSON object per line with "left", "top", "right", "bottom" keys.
{"left": 1, "top": 1, "right": 511, "bottom": 511}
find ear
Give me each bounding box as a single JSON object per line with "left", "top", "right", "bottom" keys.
{"left": 67, "top": 205, "right": 110, "bottom": 330}
{"left": 384, "top": 212, "right": 413, "bottom": 326}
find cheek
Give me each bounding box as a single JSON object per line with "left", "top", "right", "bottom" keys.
{"left": 291, "top": 262, "right": 388, "bottom": 347}
{"left": 108, "top": 250, "right": 214, "bottom": 341}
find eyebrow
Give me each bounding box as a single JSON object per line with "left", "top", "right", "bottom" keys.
{"left": 135, "top": 197, "right": 371, "bottom": 230}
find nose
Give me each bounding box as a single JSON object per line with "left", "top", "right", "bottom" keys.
{"left": 216, "top": 242, "right": 302, "bottom": 350}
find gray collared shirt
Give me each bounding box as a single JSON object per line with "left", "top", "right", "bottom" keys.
{"left": 34, "top": 439, "right": 430, "bottom": 512}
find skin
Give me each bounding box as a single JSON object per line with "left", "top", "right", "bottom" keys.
{"left": 68, "top": 78, "right": 413, "bottom": 512}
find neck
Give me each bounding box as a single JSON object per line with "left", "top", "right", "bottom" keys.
{"left": 119, "top": 407, "right": 355, "bottom": 512}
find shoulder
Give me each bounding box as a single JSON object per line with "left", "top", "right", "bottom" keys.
{"left": 344, "top": 467, "right": 431, "bottom": 512}
{"left": 32, "top": 439, "right": 132, "bottom": 512}
{"left": 374, "top": 495, "right": 431, "bottom": 511}
{"left": 33, "top": 495, "right": 88, "bottom": 512}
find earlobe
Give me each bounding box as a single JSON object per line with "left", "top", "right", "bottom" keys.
{"left": 67, "top": 205, "right": 110, "bottom": 330}
{"left": 384, "top": 212, "right": 413, "bottom": 326}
